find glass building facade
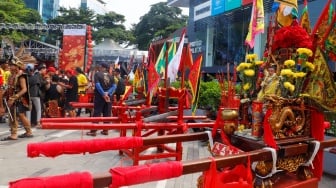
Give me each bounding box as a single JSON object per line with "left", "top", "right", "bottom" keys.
{"left": 24, "top": 0, "right": 60, "bottom": 23}
{"left": 24, "top": 0, "right": 40, "bottom": 10}
{"left": 168, "top": 0, "right": 335, "bottom": 73}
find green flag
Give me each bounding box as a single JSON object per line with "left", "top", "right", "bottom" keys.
{"left": 155, "top": 42, "right": 167, "bottom": 75}
{"left": 167, "top": 42, "right": 176, "bottom": 64}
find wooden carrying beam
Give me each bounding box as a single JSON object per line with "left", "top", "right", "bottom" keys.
{"left": 41, "top": 122, "right": 215, "bottom": 130}
{"left": 124, "top": 99, "right": 146, "bottom": 106}
{"left": 142, "top": 110, "right": 178, "bottom": 122}
{"left": 91, "top": 138, "right": 336, "bottom": 188}
{"left": 40, "top": 113, "right": 205, "bottom": 123}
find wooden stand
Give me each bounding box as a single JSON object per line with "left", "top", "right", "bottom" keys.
{"left": 231, "top": 134, "right": 318, "bottom": 188}
{"left": 231, "top": 134, "right": 314, "bottom": 150}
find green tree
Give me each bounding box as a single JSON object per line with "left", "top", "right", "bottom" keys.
{"left": 46, "top": 7, "right": 134, "bottom": 46}
{"left": 93, "top": 12, "right": 134, "bottom": 45}
{"left": 0, "top": 0, "right": 42, "bottom": 42}
{"left": 133, "top": 2, "right": 188, "bottom": 50}
{"left": 198, "top": 81, "right": 222, "bottom": 112}
{"left": 48, "top": 7, "right": 95, "bottom": 25}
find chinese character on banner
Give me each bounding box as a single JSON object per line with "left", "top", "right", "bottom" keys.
{"left": 61, "top": 25, "right": 86, "bottom": 70}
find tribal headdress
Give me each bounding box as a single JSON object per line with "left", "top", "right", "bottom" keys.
{"left": 2, "top": 37, "right": 36, "bottom": 69}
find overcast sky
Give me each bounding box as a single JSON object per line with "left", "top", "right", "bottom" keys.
{"left": 59, "top": 0, "right": 189, "bottom": 29}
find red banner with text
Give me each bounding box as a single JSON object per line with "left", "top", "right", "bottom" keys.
{"left": 60, "top": 25, "right": 86, "bottom": 71}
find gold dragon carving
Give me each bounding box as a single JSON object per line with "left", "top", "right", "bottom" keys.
{"left": 265, "top": 95, "right": 306, "bottom": 138}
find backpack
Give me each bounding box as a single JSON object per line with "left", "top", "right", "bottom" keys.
{"left": 115, "top": 77, "right": 125, "bottom": 96}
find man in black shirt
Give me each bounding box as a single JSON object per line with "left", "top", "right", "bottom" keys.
{"left": 86, "top": 62, "right": 116, "bottom": 136}
{"left": 58, "top": 69, "right": 78, "bottom": 117}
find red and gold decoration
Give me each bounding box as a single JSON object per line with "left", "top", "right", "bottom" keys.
{"left": 60, "top": 24, "right": 86, "bottom": 70}
{"left": 188, "top": 54, "right": 203, "bottom": 115}
{"left": 251, "top": 100, "right": 263, "bottom": 137}
{"left": 86, "top": 25, "right": 93, "bottom": 73}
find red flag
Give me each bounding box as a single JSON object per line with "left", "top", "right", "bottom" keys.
{"left": 311, "top": 0, "right": 334, "bottom": 47}
{"left": 146, "top": 45, "right": 160, "bottom": 104}
{"left": 179, "top": 44, "right": 193, "bottom": 71}
{"left": 188, "top": 54, "right": 203, "bottom": 107}
{"left": 147, "top": 62, "right": 160, "bottom": 92}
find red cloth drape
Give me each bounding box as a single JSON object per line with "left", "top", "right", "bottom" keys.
{"left": 203, "top": 157, "right": 252, "bottom": 188}
{"left": 310, "top": 109, "right": 325, "bottom": 180}
{"left": 263, "top": 109, "right": 279, "bottom": 149}
{"left": 28, "top": 137, "right": 143, "bottom": 158}
{"left": 9, "top": 172, "right": 92, "bottom": 188}
{"left": 109, "top": 161, "right": 183, "bottom": 188}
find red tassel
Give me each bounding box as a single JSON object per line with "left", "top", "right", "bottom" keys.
{"left": 202, "top": 157, "right": 253, "bottom": 188}
{"left": 263, "top": 109, "right": 279, "bottom": 150}
{"left": 203, "top": 157, "right": 218, "bottom": 188}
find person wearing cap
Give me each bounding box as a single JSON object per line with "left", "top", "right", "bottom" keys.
{"left": 45, "top": 74, "right": 64, "bottom": 118}
{"left": 58, "top": 69, "right": 78, "bottom": 117}
{"left": 1, "top": 57, "right": 33, "bottom": 141}
{"left": 47, "top": 66, "right": 57, "bottom": 77}
{"left": 25, "top": 64, "right": 42, "bottom": 128}
{"left": 35, "top": 63, "right": 47, "bottom": 118}
{"left": 86, "top": 62, "right": 116, "bottom": 136}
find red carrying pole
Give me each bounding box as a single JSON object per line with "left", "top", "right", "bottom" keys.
{"left": 27, "top": 132, "right": 209, "bottom": 158}
{"left": 41, "top": 122, "right": 215, "bottom": 130}
{"left": 41, "top": 117, "right": 120, "bottom": 123}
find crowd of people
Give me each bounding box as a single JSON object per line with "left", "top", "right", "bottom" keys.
{"left": 0, "top": 58, "right": 125, "bottom": 141}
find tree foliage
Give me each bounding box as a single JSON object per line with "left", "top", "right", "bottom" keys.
{"left": 93, "top": 12, "right": 134, "bottom": 45}
{"left": 46, "top": 7, "right": 134, "bottom": 46}
{"left": 0, "top": 0, "right": 42, "bottom": 42}
{"left": 47, "top": 7, "right": 96, "bottom": 25}
{"left": 133, "top": 2, "right": 188, "bottom": 50}
{"left": 198, "top": 81, "right": 222, "bottom": 112}
{"left": 0, "top": 1, "right": 188, "bottom": 51}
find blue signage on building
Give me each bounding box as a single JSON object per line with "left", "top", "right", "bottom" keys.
{"left": 224, "top": 0, "right": 242, "bottom": 11}
{"left": 211, "top": 0, "right": 225, "bottom": 16}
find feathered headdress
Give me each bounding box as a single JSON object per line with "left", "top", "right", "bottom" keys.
{"left": 2, "top": 37, "right": 36, "bottom": 69}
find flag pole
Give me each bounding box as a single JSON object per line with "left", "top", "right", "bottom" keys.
{"left": 164, "top": 47, "right": 169, "bottom": 113}
{"left": 181, "top": 46, "right": 186, "bottom": 89}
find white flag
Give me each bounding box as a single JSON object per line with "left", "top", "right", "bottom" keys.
{"left": 114, "top": 56, "right": 120, "bottom": 69}
{"left": 167, "top": 29, "right": 186, "bottom": 82}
